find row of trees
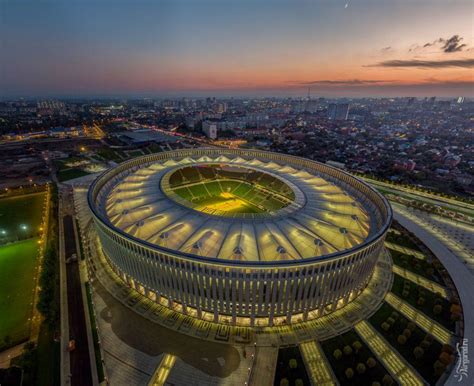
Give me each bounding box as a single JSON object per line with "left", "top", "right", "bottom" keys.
{"left": 36, "top": 185, "right": 59, "bottom": 326}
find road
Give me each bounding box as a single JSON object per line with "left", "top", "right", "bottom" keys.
{"left": 63, "top": 214, "right": 93, "bottom": 386}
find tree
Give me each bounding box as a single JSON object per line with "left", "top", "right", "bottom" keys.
{"left": 356, "top": 363, "right": 366, "bottom": 374}
{"left": 343, "top": 345, "right": 353, "bottom": 356}
{"left": 439, "top": 352, "right": 454, "bottom": 365}
{"left": 345, "top": 368, "right": 354, "bottom": 379}
{"left": 366, "top": 357, "right": 377, "bottom": 368}
{"left": 280, "top": 378, "right": 289, "bottom": 386}
{"left": 372, "top": 382, "right": 381, "bottom": 386}
{"left": 352, "top": 340, "right": 363, "bottom": 353}
{"left": 407, "top": 322, "right": 416, "bottom": 332}
{"left": 420, "top": 340, "right": 431, "bottom": 350}
{"left": 381, "top": 322, "right": 390, "bottom": 331}
{"left": 403, "top": 329, "right": 412, "bottom": 339}
{"left": 425, "top": 334, "right": 434, "bottom": 343}
{"left": 417, "top": 297, "right": 425, "bottom": 306}
{"left": 442, "top": 344, "right": 454, "bottom": 355}
{"left": 295, "top": 379, "right": 304, "bottom": 386}
{"left": 433, "top": 360, "right": 446, "bottom": 376}
{"left": 397, "top": 335, "right": 407, "bottom": 345}
{"left": 289, "top": 359, "right": 297, "bottom": 369}
{"left": 382, "top": 374, "right": 394, "bottom": 386}
{"left": 333, "top": 349, "right": 342, "bottom": 360}
{"left": 413, "top": 346, "right": 424, "bottom": 359}
{"left": 433, "top": 305, "right": 443, "bottom": 315}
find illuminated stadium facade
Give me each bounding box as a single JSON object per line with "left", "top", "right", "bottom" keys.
{"left": 88, "top": 149, "right": 392, "bottom": 327}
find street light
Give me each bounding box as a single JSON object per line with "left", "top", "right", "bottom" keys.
{"left": 21, "top": 224, "right": 28, "bottom": 231}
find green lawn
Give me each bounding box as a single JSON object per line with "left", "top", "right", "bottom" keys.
{"left": 0, "top": 193, "right": 45, "bottom": 244}
{"left": 0, "top": 239, "right": 40, "bottom": 349}
{"left": 57, "top": 168, "right": 91, "bottom": 182}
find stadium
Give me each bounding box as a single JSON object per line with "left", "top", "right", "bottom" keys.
{"left": 88, "top": 148, "right": 392, "bottom": 327}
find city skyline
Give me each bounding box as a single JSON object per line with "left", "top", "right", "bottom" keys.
{"left": 1, "top": 0, "right": 473, "bottom": 98}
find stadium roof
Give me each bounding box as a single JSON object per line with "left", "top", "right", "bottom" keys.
{"left": 100, "top": 154, "right": 376, "bottom": 262}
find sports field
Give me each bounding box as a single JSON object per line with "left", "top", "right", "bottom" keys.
{"left": 0, "top": 192, "right": 45, "bottom": 349}
{"left": 194, "top": 192, "right": 264, "bottom": 214}
{"left": 173, "top": 179, "right": 290, "bottom": 214}
{"left": 0, "top": 238, "right": 40, "bottom": 347}
{"left": 0, "top": 192, "right": 46, "bottom": 243}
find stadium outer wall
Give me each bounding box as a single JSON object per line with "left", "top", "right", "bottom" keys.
{"left": 88, "top": 148, "right": 392, "bottom": 327}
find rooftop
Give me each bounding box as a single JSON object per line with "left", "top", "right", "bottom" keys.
{"left": 98, "top": 153, "right": 378, "bottom": 262}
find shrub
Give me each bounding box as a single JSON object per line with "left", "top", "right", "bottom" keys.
{"left": 402, "top": 290, "right": 409, "bottom": 297}
{"left": 372, "top": 382, "right": 381, "bottom": 386}
{"left": 333, "top": 349, "right": 342, "bottom": 360}
{"left": 352, "top": 340, "right": 363, "bottom": 353}
{"left": 450, "top": 304, "right": 462, "bottom": 314}
{"left": 280, "top": 378, "right": 289, "bottom": 386}
{"left": 289, "top": 359, "right": 297, "bottom": 369}
{"left": 367, "top": 357, "right": 377, "bottom": 368}
{"left": 425, "top": 334, "right": 434, "bottom": 343}
{"left": 451, "top": 312, "right": 461, "bottom": 322}
{"left": 403, "top": 329, "right": 412, "bottom": 338}
{"left": 439, "top": 352, "right": 454, "bottom": 365}
{"left": 356, "top": 363, "right": 366, "bottom": 374}
{"left": 390, "top": 312, "right": 399, "bottom": 320}
{"left": 387, "top": 317, "right": 395, "bottom": 325}
{"left": 433, "top": 305, "right": 443, "bottom": 315}
{"left": 407, "top": 322, "right": 416, "bottom": 332}
{"left": 382, "top": 374, "right": 394, "bottom": 386}
{"left": 295, "top": 379, "right": 304, "bottom": 386}
{"left": 442, "top": 344, "right": 454, "bottom": 354}
{"left": 345, "top": 368, "right": 354, "bottom": 379}
{"left": 433, "top": 360, "right": 446, "bottom": 376}
{"left": 397, "top": 335, "right": 407, "bottom": 345}
{"left": 413, "top": 346, "right": 424, "bottom": 359}
{"left": 381, "top": 322, "right": 390, "bottom": 331}
{"left": 417, "top": 297, "right": 425, "bottom": 306}
{"left": 343, "top": 345, "right": 353, "bottom": 356}
{"left": 420, "top": 340, "right": 431, "bottom": 350}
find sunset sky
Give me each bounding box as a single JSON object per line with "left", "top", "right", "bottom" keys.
{"left": 1, "top": 0, "right": 473, "bottom": 97}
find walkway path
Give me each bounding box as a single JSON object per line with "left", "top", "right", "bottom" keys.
{"left": 385, "top": 241, "right": 426, "bottom": 260}
{"left": 385, "top": 292, "right": 452, "bottom": 345}
{"left": 355, "top": 320, "right": 425, "bottom": 386}
{"left": 299, "top": 341, "right": 338, "bottom": 386}
{"left": 249, "top": 346, "right": 277, "bottom": 386}
{"left": 148, "top": 354, "right": 176, "bottom": 386}
{"left": 392, "top": 265, "right": 448, "bottom": 299}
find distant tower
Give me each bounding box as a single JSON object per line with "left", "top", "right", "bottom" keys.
{"left": 327, "top": 103, "right": 349, "bottom": 120}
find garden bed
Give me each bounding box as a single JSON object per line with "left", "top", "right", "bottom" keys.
{"left": 320, "top": 330, "right": 392, "bottom": 386}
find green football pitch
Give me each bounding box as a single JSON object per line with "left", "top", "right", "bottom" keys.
{"left": 0, "top": 238, "right": 40, "bottom": 347}
{"left": 0, "top": 192, "right": 45, "bottom": 243}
